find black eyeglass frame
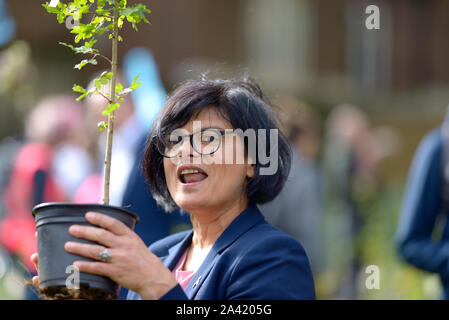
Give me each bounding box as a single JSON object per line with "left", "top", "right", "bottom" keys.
{"left": 153, "top": 128, "right": 235, "bottom": 158}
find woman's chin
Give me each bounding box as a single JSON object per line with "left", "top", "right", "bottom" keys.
{"left": 175, "top": 197, "right": 208, "bottom": 212}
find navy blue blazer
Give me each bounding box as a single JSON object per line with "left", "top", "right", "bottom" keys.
{"left": 396, "top": 128, "right": 449, "bottom": 299}
{"left": 127, "top": 203, "right": 316, "bottom": 300}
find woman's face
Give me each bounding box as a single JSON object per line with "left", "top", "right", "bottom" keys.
{"left": 163, "top": 107, "right": 254, "bottom": 215}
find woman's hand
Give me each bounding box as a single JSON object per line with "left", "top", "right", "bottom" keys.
{"left": 31, "top": 252, "right": 39, "bottom": 287}
{"left": 64, "top": 211, "right": 178, "bottom": 300}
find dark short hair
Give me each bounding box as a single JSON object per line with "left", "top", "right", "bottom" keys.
{"left": 141, "top": 76, "right": 292, "bottom": 212}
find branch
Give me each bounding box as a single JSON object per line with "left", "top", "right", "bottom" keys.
{"left": 102, "top": 3, "right": 120, "bottom": 206}
{"left": 97, "top": 90, "right": 112, "bottom": 103}
{"left": 93, "top": 53, "right": 112, "bottom": 65}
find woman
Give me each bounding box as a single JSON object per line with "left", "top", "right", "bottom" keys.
{"left": 31, "top": 77, "right": 316, "bottom": 300}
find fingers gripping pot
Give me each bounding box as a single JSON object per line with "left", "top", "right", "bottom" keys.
{"left": 32, "top": 203, "right": 139, "bottom": 299}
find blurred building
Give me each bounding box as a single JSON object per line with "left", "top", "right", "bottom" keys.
{"left": 6, "top": 0, "right": 449, "bottom": 95}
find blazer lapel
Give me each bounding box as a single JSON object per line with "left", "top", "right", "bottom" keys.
{"left": 184, "top": 203, "right": 265, "bottom": 299}
{"left": 162, "top": 230, "right": 193, "bottom": 271}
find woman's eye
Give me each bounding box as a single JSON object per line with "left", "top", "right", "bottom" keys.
{"left": 202, "top": 135, "right": 215, "bottom": 142}
{"left": 167, "top": 135, "right": 182, "bottom": 145}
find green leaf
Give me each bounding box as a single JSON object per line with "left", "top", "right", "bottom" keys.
{"left": 74, "top": 58, "right": 98, "bottom": 70}
{"left": 102, "top": 103, "right": 120, "bottom": 116}
{"left": 119, "top": 0, "right": 127, "bottom": 9}
{"left": 101, "top": 71, "right": 113, "bottom": 82}
{"left": 116, "top": 75, "right": 141, "bottom": 97}
{"left": 120, "top": 4, "right": 151, "bottom": 30}
{"left": 42, "top": 3, "right": 60, "bottom": 14}
{"left": 72, "top": 84, "right": 87, "bottom": 94}
{"left": 73, "top": 84, "right": 88, "bottom": 101}
{"left": 97, "top": 70, "right": 113, "bottom": 83}
{"left": 94, "top": 80, "right": 102, "bottom": 91}
{"left": 59, "top": 41, "right": 75, "bottom": 51}
{"left": 59, "top": 42, "right": 99, "bottom": 54}
{"left": 117, "top": 75, "right": 141, "bottom": 96}
{"left": 43, "top": 1, "right": 68, "bottom": 23}
{"left": 115, "top": 83, "right": 124, "bottom": 93}
{"left": 120, "top": 4, "right": 151, "bottom": 18}
{"left": 93, "top": 71, "right": 114, "bottom": 93}
{"left": 73, "top": 84, "right": 95, "bottom": 101}
{"left": 97, "top": 121, "right": 108, "bottom": 131}
{"left": 118, "top": 16, "right": 125, "bottom": 28}
{"left": 84, "top": 38, "right": 98, "bottom": 48}
{"left": 130, "top": 75, "right": 141, "bottom": 90}
{"left": 71, "top": 22, "right": 98, "bottom": 43}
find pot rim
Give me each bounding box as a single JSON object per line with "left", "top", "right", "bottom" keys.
{"left": 32, "top": 202, "right": 139, "bottom": 222}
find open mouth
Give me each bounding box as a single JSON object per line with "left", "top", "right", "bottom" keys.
{"left": 177, "top": 166, "right": 208, "bottom": 184}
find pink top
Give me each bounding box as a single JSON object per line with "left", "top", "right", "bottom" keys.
{"left": 172, "top": 248, "right": 195, "bottom": 290}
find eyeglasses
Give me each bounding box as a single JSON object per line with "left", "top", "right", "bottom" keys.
{"left": 154, "top": 128, "right": 233, "bottom": 158}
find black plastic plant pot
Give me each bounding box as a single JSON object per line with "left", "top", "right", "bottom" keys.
{"left": 32, "top": 202, "right": 139, "bottom": 300}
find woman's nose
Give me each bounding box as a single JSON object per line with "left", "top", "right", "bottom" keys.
{"left": 176, "top": 136, "right": 194, "bottom": 158}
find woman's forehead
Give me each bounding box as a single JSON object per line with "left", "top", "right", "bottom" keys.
{"left": 186, "top": 106, "right": 232, "bottom": 129}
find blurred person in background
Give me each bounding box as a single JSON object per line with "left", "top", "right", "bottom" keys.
{"left": 51, "top": 98, "right": 94, "bottom": 201}
{"left": 321, "top": 104, "right": 386, "bottom": 299}
{"left": 76, "top": 70, "right": 142, "bottom": 206}
{"left": 258, "top": 96, "right": 322, "bottom": 276}
{"left": 0, "top": 95, "right": 90, "bottom": 299}
{"left": 396, "top": 106, "right": 449, "bottom": 300}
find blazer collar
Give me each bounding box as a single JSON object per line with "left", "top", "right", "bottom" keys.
{"left": 164, "top": 230, "right": 194, "bottom": 271}
{"left": 209, "top": 202, "right": 265, "bottom": 254}
{"left": 171, "top": 203, "right": 265, "bottom": 299}
{"left": 163, "top": 203, "right": 264, "bottom": 269}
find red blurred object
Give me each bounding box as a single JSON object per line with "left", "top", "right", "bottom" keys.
{"left": 0, "top": 143, "right": 65, "bottom": 272}
{"left": 73, "top": 173, "right": 102, "bottom": 204}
